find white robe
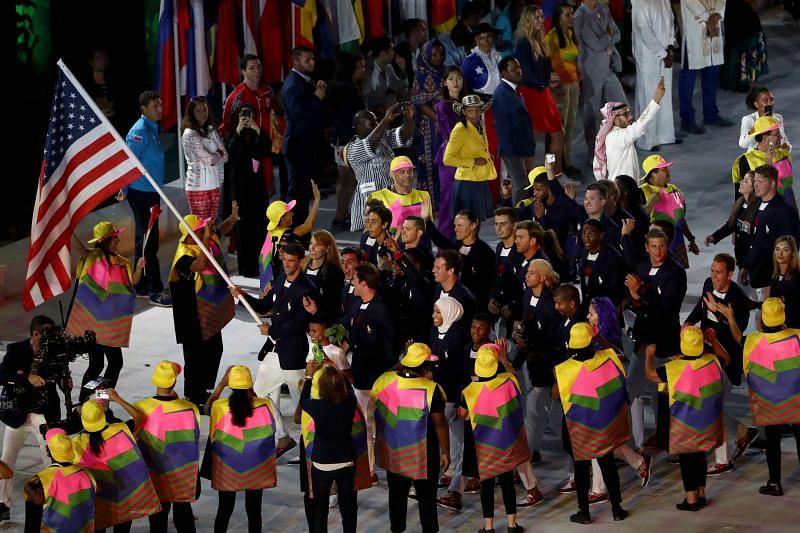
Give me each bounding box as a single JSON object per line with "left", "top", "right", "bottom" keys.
{"left": 632, "top": 0, "right": 677, "bottom": 149}
{"left": 681, "top": 0, "right": 726, "bottom": 70}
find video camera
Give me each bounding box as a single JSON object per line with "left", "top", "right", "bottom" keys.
{"left": 37, "top": 327, "right": 96, "bottom": 380}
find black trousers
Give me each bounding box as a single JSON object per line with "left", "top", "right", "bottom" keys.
{"left": 678, "top": 452, "right": 707, "bottom": 492}
{"left": 311, "top": 465, "right": 358, "bottom": 533}
{"left": 149, "top": 501, "right": 195, "bottom": 533}
{"left": 215, "top": 490, "right": 262, "bottom": 533}
{"left": 79, "top": 344, "right": 123, "bottom": 402}
{"left": 127, "top": 189, "right": 163, "bottom": 296}
{"left": 480, "top": 470, "right": 516, "bottom": 518}
{"left": 182, "top": 332, "right": 223, "bottom": 402}
{"left": 575, "top": 452, "right": 622, "bottom": 512}
{"left": 284, "top": 144, "right": 314, "bottom": 226}
{"left": 386, "top": 471, "right": 438, "bottom": 532}
{"left": 273, "top": 152, "right": 289, "bottom": 201}
{"left": 765, "top": 424, "right": 800, "bottom": 484}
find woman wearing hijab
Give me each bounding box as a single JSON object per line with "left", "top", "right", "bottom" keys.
{"left": 443, "top": 95, "right": 497, "bottom": 221}
{"left": 73, "top": 395, "right": 161, "bottom": 532}
{"left": 429, "top": 297, "right": 469, "bottom": 504}
{"left": 412, "top": 40, "right": 446, "bottom": 208}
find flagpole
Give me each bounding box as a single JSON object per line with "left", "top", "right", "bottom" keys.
{"left": 172, "top": 0, "right": 187, "bottom": 189}
{"left": 56, "top": 59, "right": 264, "bottom": 325}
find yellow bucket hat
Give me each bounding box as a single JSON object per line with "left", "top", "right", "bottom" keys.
{"left": 641, "top": 154, "right": 673, "bottom": 181}
{"left": 179, "top": 214, "right": 212, "bottom": 238}
{"left": 228, "top": 365, "right": 253, "bottom": 390}
{"left": 81, "top": 399, "right": 107, "bottom": 433}
{"left": 750, "top": 116, "right": 781, "bottom": 138}
{"left": 680, "top": 326, "right": 704, "bottom": 357}
{"left": 87, "top": 221, "right": 124, "bottom": 244}
{"left": 475, "top": 344, "right": 500, "bottom": 378}
{"left": 266, "top": 200, "right": 296, "bottom": 231}
{"left": 45, "top": 429, "right": 74, "bottom": 463}
{"left": 390, "top": 155, "right": 415, "bottom": 172}
{"left": 568, "top": 322, "right": 594, "bottom": 350}
{"left": 152, "top": 361, "right": 182, "bottom": 388}
{"left": 761, "top": 297, "right": 786, "bottom": 328}
{"left": 400, "top": 343, "right": 439, "bottom": 368}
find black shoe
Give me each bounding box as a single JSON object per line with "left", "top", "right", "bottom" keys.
{"left": 612, "top": 507, "right": 629, "bottom": 521}
{"left": 508, "top": 526, "right": 525, "bottom": 533}
{"left": 667, "top": 455, "right": 680, "bottom": 464}
{"left": 731, "top": 426, "right": 760, "bottom": 462}
{"left": 705, "top": 116, "right": 734, "bottom": 127}
{"left": 649, "top": 145, "right": 661, "bottom": 152}
{"left": 477, "top": 529, "right": 495, "bottom": 533}
{"left": 0, "top": 503, "right": 9, "bottom": 522}
{"left": 570, "top": 511, "right": 592, "bottom": 524}
{"left": 681, "top": 122, "right": 706, "bottom": 135}
{"left": 697, "top": 497, "right": 709, "bottom": 508}
{"left": 530, "top": 450, "right": 542, "bottom": 463}
{"left": 331, "top": 218, "right": 349, "bottom": 229}
{"left": 676, "top": 499, "right": 700, "bottom": 511}
{"left": 750, "top": 437, "right": 767, "bottom": 450}
{"left": 759, "top": 481, "right": 784, "bottom": 496}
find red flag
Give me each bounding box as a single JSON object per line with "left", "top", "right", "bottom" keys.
{"left": 432, "top": 1, "right": 457, "bottom": 33}
{"left": 212, "top": 0, "right": 240, "bottom": 84}
{"left": 363, "top": 0, "right": 385, "bottom": 39}
{"left": 155, "top": 0, "right": 178, "bottom": 130}
{"left": 23, "top": 61, "right": 146, "bottom": 310}
{"left": 243, "top": 0, "right": 287, "bottom": 81}
{"left": 143, "top": 204, "right": 163, "bottom": 251}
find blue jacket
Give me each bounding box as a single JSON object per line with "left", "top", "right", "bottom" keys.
{"left": 125, "top": 115, "right": 164, "bottom": 192}
{"left": 281, "top": 69, "right": 325, "bottom": 155}
{"left": 491, "top": 80, "right": 535, "bottom": 157}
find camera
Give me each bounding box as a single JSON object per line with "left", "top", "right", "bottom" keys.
{"left": 241, "top": 108, "right": 253, "bottom": 119}
{"left": 37, "top": 327, "right": 96, "bottom": 380}
{"left": 545, "top": 153, "right": 556, "bottom": 164}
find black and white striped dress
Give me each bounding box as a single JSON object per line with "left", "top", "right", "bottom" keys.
{"left": 346, "top": 127, "right": 412, "bottom": 231}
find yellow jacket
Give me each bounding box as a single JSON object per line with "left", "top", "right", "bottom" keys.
{"left": 443, "top": 120, "right": 497, "bottom": 182}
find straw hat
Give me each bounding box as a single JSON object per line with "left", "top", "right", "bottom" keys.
{"left": 390, "top": 156, "right": 415, "bottom": 172}
{"left": 400, "top": 343, "right": 439, "bottom": 368}
{"left": 151, "top": 361, "right": 182, "bottom": 388}
{"left": 81, "top": 399, "right": 107, "bottom": 433}
{"left": 453, "top": 94, "right": 491, "bottom": 115}
{"left": 475, "top": 343, "right": 500, "bottom": 378}
{"left": 228, "top": 365, "right": 253, "bottom": 390}
{"left": 750, "top": 116, "right": 781, "bottom": 138}
{"left": 568, "top": 323, "right": 594, "bottom": 350}
{"left": 641, "top": 154, "right": 673, "bottom": 182}
{"left": 179, "top": 214, "right": 212, "bottom": 237}
{"left": 680, "top": 326, "right": 704, "bottom": 357}
{"left": 761, "top": 297, "right": 786, "bottom": 328}
{"left": 87, "top": 221, "right": 124, "bottom": 244}
{"left": 266, "top": 200, "right": 296, "bottom": 231}
{"left": 45, "top": 429, "right": 74, "bottom": 463}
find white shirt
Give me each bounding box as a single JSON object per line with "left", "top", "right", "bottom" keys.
{"left": 681, "top": 0, "right": 726, "bottom": 70}
{"left": 739, "top": 111, "right": 792, "bottom": 152}
{"left": 600, "top": 99, "right": 662, "bottom": 180}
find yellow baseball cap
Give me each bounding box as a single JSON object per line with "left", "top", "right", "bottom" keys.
{"left": 400, "top": 343, "right": 439, "bottom": 368}
{"left": 266, "top": 200, "right": 296, "bottom": 231}
{"left": 524, "top": 166, "right": 548, "bottom": 190}
{"left": 228, "top": 365, "right": 253, "bottom": 390}
{"left": 475, "top": 344, "right": 500, "bottom": 378}
{"left": 46, "top": 429, "right": 74, "bottom": 463}
{"left": 761, "top": 297, "right": 786, "bottom": 328}
{"left": 390, "top": 156, "right": 415, "bottom": 172}
{"left": 81, "top": 399, "right": 107, "bottom": 433}
{"left": 680, "top": 326, "right": 704, "bottom": 357}
{"left": 568, "top": 322, "right": 594, "bottom": 350}
{"left": 750, "top": 116, "right": 781, "bottom": 138}
{"left": 641, "top": 154, "right": 673, "bottom": 181}
{"left": 87, "top": 221, "right": 124, "bottom": 244}
{"left": 151, "top": 361, "right": 182, "bottom": 388}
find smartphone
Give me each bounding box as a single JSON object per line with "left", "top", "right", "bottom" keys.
{"left": 399, "top": 101, "right": 409, "bottom": 114}
{"left": 241, "top": 108, "right": 253, "bottom": 119}
{"left": 545, "top": 153, "right": 556, "bottom": 164}
{"left": 764, "top": 105, "right": 774, "bottom": 116}
{"left": 95, "top": 389, "right": 109, "bottom": 400}
{"left": 83, "top": 378, "right": 106, "bottom": 390}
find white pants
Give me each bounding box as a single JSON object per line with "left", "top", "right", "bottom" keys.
{"left": 627, "top": 351, "right": 664, "bottom": 449}
{"left": 591, "top": 445, "right": 643, "bottom": 494}
{"left": 252, "top": 352, "right": 304, "bottom": 439}
{"left": 714, "top": 374, "right": 746, "bottom": 464}
{"left": 353, "top": 388, "right": 376, "bottom": 474}
{"left": 0, "top": 413, "right": 49, "bottom": 505}
{"left": 524, "top": 385, "right": 563, "bottom": 454}
{"left": 444, "top": 402, "right": 465, "bottom": 492}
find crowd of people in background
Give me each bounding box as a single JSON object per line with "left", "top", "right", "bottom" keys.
{"left": 1, "top": 1, "right": 799, "bottom": 532}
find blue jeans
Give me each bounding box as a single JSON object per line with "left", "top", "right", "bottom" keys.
{"left": 678, "top": 57, "right": 721, "bottom": 125}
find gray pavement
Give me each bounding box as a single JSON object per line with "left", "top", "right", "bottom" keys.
{"left": 1, "top": 11, "right": 800, "bottom": 532}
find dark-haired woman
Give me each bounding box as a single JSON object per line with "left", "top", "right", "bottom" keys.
{"left": 771, "top": 235, "right": 800, "bottom": 328}
{"left": 705, "top": 171, "right": 757, "bottom": 269}
{"left": 207, "top": 365, "right": 281, "bottom": 533}
{"left": 412, "top": 40, "right": 446, "bottom": 208}
{"left": 435, "top": 67, "right": 468, "bottom": 238}
{"left": 69, "top": 222, "right": 144, "bottom": 403}
{"left": 739, "top": 85, "right": 792, "bottom": 152}
{"left": 73, "top": 395, "right": 160, "bottom": 532}
{"left": 300, "top": 364, "right": 363, "bottom": 533}
{"left": 182, "top": 96, "right": 227, "bottom": 220}
{"left": 225, "top": 103, "right": 270, "bottom": 278}
{"left": 547, "top": 3, "right": 580, "bottom": 173}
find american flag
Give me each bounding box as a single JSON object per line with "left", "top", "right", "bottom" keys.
{"left": 23, "top": 61, "right": 145, "bottom": 310}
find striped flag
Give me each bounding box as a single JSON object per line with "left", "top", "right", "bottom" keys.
{"left": 23, "top": 61, "right": 145, "bottom": 311}
{"left": 432, "top": 1, "right": 457, "bottom": 33}
{"left": 243, "top": 0, "right": 288, "bottom": 82}
{"left": 155, "top": 0, "right": 179, "bottom": 130}
{"left": 258, "top": 232, "right": 274, "bottom": 294}
{"left": 180, "top": 0, "right": 212, "bottom": 98}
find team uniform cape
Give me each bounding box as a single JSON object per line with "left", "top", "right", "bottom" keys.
{"left": 300, "top": 368, "right": 371, "bottom": 498}
{"left": 742, "top": 329, "right": 800, "bottom": 425}
{"left": 169, "top": 235, "right": 234, "bottom": 341}
{"left": 732, "top": 148, "right": 793, "bottom": 195}
{"left": 34, "top": 464, "right": 96, "bottom": 533}
{"left": 73, "top": 423, "right": 161, "bottom": 529}
{"left": 134, "top": 397, "right": 201, "bottom": 502}
{"left": 368, "top": 188, "right": 431, "bottom": 229}
{"left": 461, "top": 372, "right": 529, "bottom": 480}
{"left": 209, "top": 397, "right": 278, "bottom": 491}
{"left": 554, "top": 349, "right": 630, "bottom": 461}
{"left": 67, "top": 249, "right": 135, "bottom": 347}
{"left": 371, "top": 371, "right": 442, "bottom": 480}
{"left": 664, "top": 354, "right": 724, "bottom": 455}
{"left": 640, "top": 182, "right": 686, "bottom": 226}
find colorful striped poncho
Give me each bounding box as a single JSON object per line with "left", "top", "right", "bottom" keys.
{"left": 640, "top": 182, "right": 686, "bottom": 227}
{"left": 665, "top": 355, "right": 724, "bottom": 455}
{"left": 37, "top": 465, "right": 96, "bottom": 533}
{"left": 210, "top": 397, "right": 278, "bottom": 491}
{"left": 134, "top": 397, "right": 201, "bottom": 502}
{"left": 259, "top": 227, "right": 288, "bottom": 294}
{"left": 462, "top": 373, "right": 529, "bottom": 480}
{"left": 73, "top": 423, "right": 161, "bottom": 529}
{"left": 554, "top": 349, "right": 630, "bottom": 461}
{"left": 300, "top": 368, "right": 371, "bottom": 497}
{"left": 371, "top": 372, "right": 441, "bottom": 480}
{"left": 67, "top": 249, "right": 135, "bottom": 347}
{"left": 743, "top": 329, "right": 800, "bottom": 426}
{"left": 732, "top": 148, "right": 793, "bottom": 194}
{"left": 169, "top": 236, "right": 234, "bottom": 340}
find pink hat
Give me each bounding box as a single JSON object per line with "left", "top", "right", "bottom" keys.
{"left": 390, "top": 156, "right": 415, "bottom": 172}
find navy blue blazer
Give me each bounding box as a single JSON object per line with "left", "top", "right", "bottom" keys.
{"left": 280, "top": 70, "right": 325, "bottom": 155}
{"left": 491, "top": 80, "right": 535, "bottom": 158}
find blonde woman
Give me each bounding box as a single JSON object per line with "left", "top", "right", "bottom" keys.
{"left": 515, "top": 4, "right": 565, "bottom": 175}
{"left": 304, "top": 230, "right": 345, "bottom": 319}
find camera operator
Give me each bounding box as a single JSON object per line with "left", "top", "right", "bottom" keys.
{"left": 0, "top": 315, "right": 60, "bottom": 522}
